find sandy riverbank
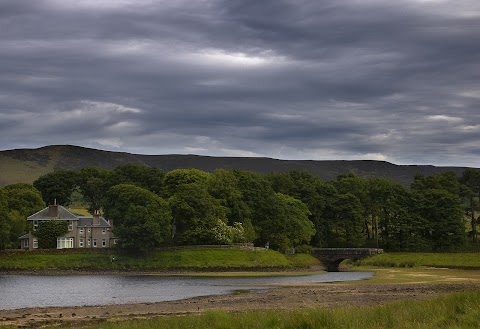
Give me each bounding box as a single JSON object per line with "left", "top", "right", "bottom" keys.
{"left": 1, "top": 282, "right": 478, "bottom": 328}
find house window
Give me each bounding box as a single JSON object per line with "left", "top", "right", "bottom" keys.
{"left": 88, "top": 228, "right": 91, "bottom": 233}
{"left": 87, "top": 238, "right": 91, "bottom": 246}
{"left": 79, "top": 239, "right": 84, "bottom": 248}
{"left": 33, "top": 220, "right": 39, "bottom": 231}
{"left": 80, "top": 228, "right": 84, "bottom": 234}
{"left": 102, "top": 228, "right": 106, "bottom": 234}
{"left": 113, "top": 239, "right": 118, "bottom": 245}
{"left": 23, "top": 239, "right": 29, "bottom": 248}
{"left": 102, "top": 239, "right": 106, "bottom": 247}
{"left": 57, "top": 237, "right": 74, "bottom": 249}
{"left": 93, "top": 239, "right": 97, "bottom": 247}
{"left": 33, "top": 238, "right": 38, "bottom": 249}
{"left": 68, "top": 221, "right": 73, "bottom": 231}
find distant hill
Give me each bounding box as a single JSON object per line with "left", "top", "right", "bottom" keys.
{"left": 0, "top": 145, "right": 473, "bottom": 186}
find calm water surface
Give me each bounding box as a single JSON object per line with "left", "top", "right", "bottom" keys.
{"left": 0, "top": 272, "right": 372, "bottom": 310}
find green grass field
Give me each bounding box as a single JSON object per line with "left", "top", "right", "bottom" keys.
{"left": 350, "top": 266, "right": 480, "bottom": 285}
{"left": 358, "top": 252, "right": 480, "bottom": 269}
{"left": 0, "top": 248, "right": 320, "bottom": 271}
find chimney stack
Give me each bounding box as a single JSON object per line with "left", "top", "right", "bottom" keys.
{"left": 48, "top": 205, "right": 59, "bottom": 218}
{"left": 93, "top": 210, "right": 100, "bottom": 226}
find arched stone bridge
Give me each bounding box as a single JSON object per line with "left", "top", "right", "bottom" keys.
{"left": 312, "top": 248, "right": 383, "bottom": 271}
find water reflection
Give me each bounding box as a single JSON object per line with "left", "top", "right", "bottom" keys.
{"left": 0, "top": 272, "right": 372, "bottom": 310}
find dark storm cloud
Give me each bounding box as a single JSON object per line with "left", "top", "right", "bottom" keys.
{"left": 1, "top": 0, "right": 480, "bottom": 166}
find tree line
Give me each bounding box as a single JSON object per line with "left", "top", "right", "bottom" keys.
{"left": 1, "top": 164, "right": 479, "bottom": 253}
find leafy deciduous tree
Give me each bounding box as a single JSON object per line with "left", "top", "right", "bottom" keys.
{"left": 105, "top": 184, "right": 172, "bottom": 253}
{"left": 1, "top": 184, "right": 45, "bottom": 248}
{"left": 78, "top": 167, "right": 110, "bottom": 213}
{"left": 208, "top": 169, "right": 255, "bottom": 242}
{"left": 33, "top": 170, "right": 79, "bottom": 206}
{"left": 0, "top": 189, "right": 10, "bottom": 250}
{"left": 459, "top": 169, "right": 480, "bottom": 243}
{"left": 169, "top": 183, "right": 229, "bottom": 245}
{"left": 109, "top": 164, "right": 165, "bottom": 196}
{"left": 163, "top": 169, "right": 211, "bottom": 197}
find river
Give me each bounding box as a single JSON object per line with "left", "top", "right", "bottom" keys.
{"left": 0, "top": 272, "right": 372, "bottom": 310}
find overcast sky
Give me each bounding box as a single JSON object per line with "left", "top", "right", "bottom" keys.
{"left": 1, "top": 0, "right": 479, "bottom": 166}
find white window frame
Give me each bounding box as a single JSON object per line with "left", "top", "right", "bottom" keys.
{"left": 102, "top": 228, "right": 106, "bottom": 234}
{"left": 87, "top": 228, "right": 91, "bottom": 233}
{"left": 102, "top": 239, "right": 106, "bottom": 247}
{"left": 93, "top": 239, "right": 97, "bottom": 247}
{"left": 33, "top": 220, "right": 39, "bottom": 231}
{"left": 23, "top": 239, "right": 29, "bottom": 248}
{"left": 79, "top": 228, "right": 84, "bottom": 234}
{"left": 87, "top": 238, "right": 91, "bottom": 246}
{"left": 57, "top": 237, "right": 74, "bottom": 249}
{"left": 33, "top": 238, "right": 38, "bottom": 249}
{"left": 68, "top": 221, "right": 73, "bottom": 231}
{"left": 79, "top": 239, "right": 84, "bottom": 248}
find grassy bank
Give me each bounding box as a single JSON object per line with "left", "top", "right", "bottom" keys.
{"left": 34, "top": 291, "right": 480, "bottom": 329}
{"left": 358, "top": 252, "right": 480, "bottom": 269}
{"left": 0, "top": 248, "right": 320, "bottom": 272}
{"left": 350, "top": 267, "right": 480, "bottom": 285}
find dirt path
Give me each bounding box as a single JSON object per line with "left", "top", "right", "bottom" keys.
{"left": 1, "top": 282, "right": 478, "bottom": 328}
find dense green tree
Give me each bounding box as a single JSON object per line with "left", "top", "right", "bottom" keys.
{"left": 163, "top": 169, "right": 211, "bottom": 197}
{"left": 231, "top": 170, "right": 279, "bottom": 246}
{"left": 327, "top": 193, "right": 365, "bottom": 247}
{"left": 274, "top": 193, "right": 315, "bottom": 251}
{"left": 231, "top": 170, "right": 315, "bottom": 250}
{"left": 169, "top": 183, "right": 229, "bottom": 245}
{"left": 414, "top": 188, "right": 466, "bottom": 250}
{"left": 268, "top": 170, "right": 327, "bottom": 246}
{"left": 411, "top": 171, "right": 460, "bottom": 196}
{"left": 411, "top": 172, "right": 466, "bottom": 250}
{"left": 367, "top": 178, "right": 408, "bottom": 248}
{"left": 105, "top": 184, "right": 172, "bottom": 253}
{"left": 208, "top": 169, "right": 255, "bottom": 242}
{"left": 332, "top": 174, "right": 370, "bottom": 241}
{"left": 312, "top": 182, "right": 338, "bottom": 247}
{"left": 78, "top": 167, "right": 110, "bottom": 212}
{"left": 33, "top": 170, "right": 79, "bottom": 205}
{"left": 459, "top": 169, "right": 480, "bottom": 243}
{"left": 0, "top": 189, "right": 10, "bottom": 249}
{"left": 1, "top": 184, "right": 45, "bottom": 248}
{"left": 4, "top": 183, "right": 45, "bottom": 218}
{"left": 368, "top": 180, "right": 429, "bottom": 251}
{"left": 109, "top": 164, "right": 165, "bottom": 195}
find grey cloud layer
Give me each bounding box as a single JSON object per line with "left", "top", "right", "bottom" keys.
{"left": 1, "top": 0, "right": 479, "bottom": 166}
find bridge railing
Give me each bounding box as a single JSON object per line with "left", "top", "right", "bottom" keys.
{"left": 312, "top": 248, "right": 383, "bottom": 255}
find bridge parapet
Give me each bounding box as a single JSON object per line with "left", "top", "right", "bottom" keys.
{"left": 312, "top": 248, "right": 383, "bottom": 271}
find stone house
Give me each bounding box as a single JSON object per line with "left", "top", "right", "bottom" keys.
{"left": 19, "top": 204, "right": 116, "bottom": 250}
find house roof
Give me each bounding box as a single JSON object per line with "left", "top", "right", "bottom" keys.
{"left": 27, "top": 205, "right": 79, "bottom": 221}
{"left": 18, "top": 232, "right": 30, "bottom": 240}
{"left": 78, "top": 216, "right": 111, "bottom": 228}
{"left": 27, "top": 205, "right": 112, "bottom": 227}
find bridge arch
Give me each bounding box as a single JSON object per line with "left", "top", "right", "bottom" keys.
{"left": 312, "top": 248, "right": 383, "bottom": 272}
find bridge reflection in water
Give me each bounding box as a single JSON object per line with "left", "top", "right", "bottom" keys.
{"left": 312, "top": 248, "right": 383, "bottom": 272}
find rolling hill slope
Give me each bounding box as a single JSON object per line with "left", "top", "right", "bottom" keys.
{"left": 0, "top": 145, "right": 472, "bottom": 186}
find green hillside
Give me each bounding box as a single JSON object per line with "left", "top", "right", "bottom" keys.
{"left": 0, "top": 144, "right": 471, "bottom": 186}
